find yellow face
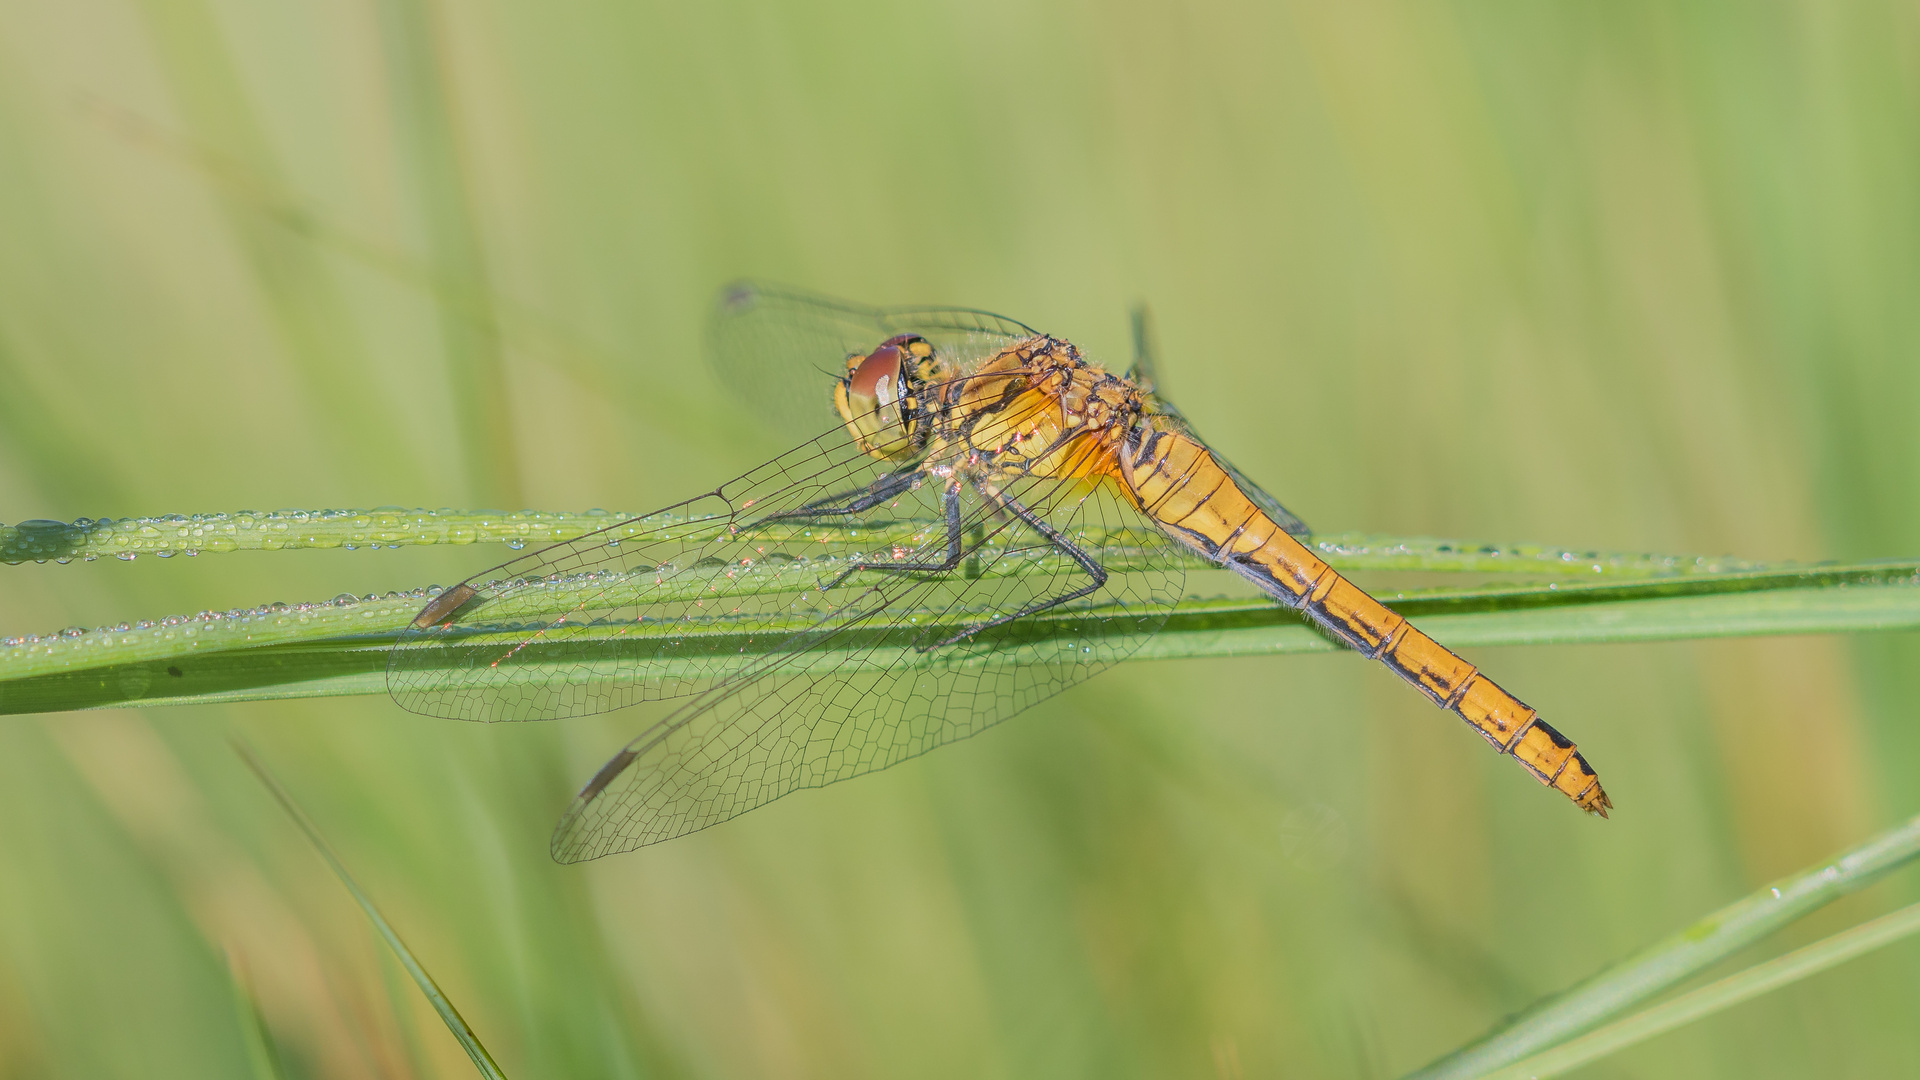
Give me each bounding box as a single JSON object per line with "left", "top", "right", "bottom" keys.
{"left": 832, "top": 334, "right": 941, "bottom": 461}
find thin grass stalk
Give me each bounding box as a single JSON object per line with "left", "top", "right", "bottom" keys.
{"left": 225, "top": 951, "right": 289, "bottom": 1080}
{"left": 1481, "top": 900, "right": 1920, "bottom": 1079}
{"left": 1402, "top": 811, "right": 1920, "bottom": 1080}
{"left": 235, "top": 742, "right": 510, "bottom": 1080}
{"left": 374, "top": 0, "right": 521, "bottom": 508}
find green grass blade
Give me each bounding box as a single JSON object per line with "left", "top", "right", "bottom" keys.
{"left": 1402, "top": 811, "right": 1920, "bottom": 1080}
{"left": 1, "top": 507, "right": 1767, "bottom": 576}
{"left": 4, "top": 559, "right": 1918, "bottom": 713}
{"left": 374, "top": 0, "right": 521, "bottom": 508}
{"left": 234, "top": 742, "right": 510, "bottom": 1080}
{"left": 1480, "top": 901, "right": 1920, "bottom": 1079}
{"left": 224, "top": 953, "right": 289, "bottom": 1080}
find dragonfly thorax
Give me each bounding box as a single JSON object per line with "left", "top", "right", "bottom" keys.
{"left": 938, "top": 335, "right": 1150, "bottom": 486}
{"left": 1010, "top": 337, "right": 1147, "bottom": 448}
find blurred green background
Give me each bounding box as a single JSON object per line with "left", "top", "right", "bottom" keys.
{"left": 3, "top": 1, "right": 1919, "bottom": 1076}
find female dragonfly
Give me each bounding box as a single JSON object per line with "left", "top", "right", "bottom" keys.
{"left": 389, "top": 283, "right": 1609, "bottom": 862}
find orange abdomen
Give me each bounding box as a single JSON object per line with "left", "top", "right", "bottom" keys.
{"left": 1119, "top": 422, "right": 1611, "bottom": 816}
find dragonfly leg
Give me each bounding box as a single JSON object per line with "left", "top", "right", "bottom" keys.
{"left": 919, "top": 486, "right": 1107, "bottom": 651}
{"left": 761, "top": 467, "right": 920, "bottom": 521}
{"left": 818, "top": 481, "right": 969, "bottom": 591}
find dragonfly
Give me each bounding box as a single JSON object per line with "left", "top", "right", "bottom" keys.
{"left": 388, "top": 282, "right": 1610, "bottom": 862}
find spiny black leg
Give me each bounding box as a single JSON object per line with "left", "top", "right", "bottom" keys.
{"left": 760, "top": 468, "right": 920, "bottom": 522}
{"left": 921, "top": 487, "right": 1107, "bottom": 651}
{"left": 821, "top": 481, "right": 969, "bottom": 590}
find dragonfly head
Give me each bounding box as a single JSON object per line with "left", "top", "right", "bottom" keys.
{"left": 834, "top": 334, "right": 942, "bottom": 461}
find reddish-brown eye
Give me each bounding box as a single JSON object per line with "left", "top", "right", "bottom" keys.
{"left": 849, "top": 344, "right": 904, "bottom": 405}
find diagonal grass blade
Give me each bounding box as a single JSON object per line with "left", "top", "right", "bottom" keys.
{"left": 1480, "top": 900, "right": 1920, "bottom": 1079}
{"left": 233, "top": 741, "right": 510, "bottom": 1080}
{"left": 1402, "top": 811, "right": 1920, "bottom": 1080}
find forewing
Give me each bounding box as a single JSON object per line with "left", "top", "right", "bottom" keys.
{"left": 393, "top": 285, "right": 1047, "bottom": 724}
{"left": 710, "top": 280, "right": 1041, "bottom": 444}
{"left": 1162, "top": 410, "right": 1311, "bottom": 539}
{"left": 1128, "top": 303, "right": 1311, "bottom": 539}
{"left": 1209, "top": 446, "right": 1312, "bottom": 539}
{"left": 549, "top": 471, "right": 1188, "bottom": 861}
{"left": 387, "top": 427, "right": 953, "bottom": 722}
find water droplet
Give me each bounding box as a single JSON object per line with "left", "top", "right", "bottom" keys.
{"left": 332, "top": 593, "right": 357, "bottom": 605}
{"left": 506, "top": 539, "right": 526, "bottom": 550}
{"left": 155, "top": 550, "right": 175, "bottom": 559}
{"left": 116, "top": 551, "right": 136, "bottom": 561}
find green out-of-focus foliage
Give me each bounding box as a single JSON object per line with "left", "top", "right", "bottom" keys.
{"left": 2, "top": 2, "right": 1919, "bottom": 1077}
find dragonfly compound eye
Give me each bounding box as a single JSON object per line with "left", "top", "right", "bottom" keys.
{"left": 834, "top": 340, "right": 923, "bottom": 461}
{"left": 850, "top": 344, "right": 904, "bottom": 404}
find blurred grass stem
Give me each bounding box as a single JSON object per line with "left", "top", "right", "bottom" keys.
{"left": 1404, "top": 812, "right": 1920, "bottom": 1080}
{"left": 234, "top": 741, "right": 510, "bottom": 1080}
{"left": 375, "top": 0, "right": 521, "bottom": 507}
{"left": 1481, "top": 900, "right": 1920, "bottom": 1079}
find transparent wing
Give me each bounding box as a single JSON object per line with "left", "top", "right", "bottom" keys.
{"left": 1178, "top": 423, "right": 1312, "bottom": 540}
{"left": 389, "top": 283, "right": 1058, "bottom": 725}
{"left": 1127, "top": 304, "right": 1312, "bottom": 539}
{"left": 711, "top": 280, "right": 1042, "bottom": 444}
{"left": 548, "top": 468, "right": 1187, "bottom": 861}
{"left": 388, "top": 425, "right": 949, "bottom": 722}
